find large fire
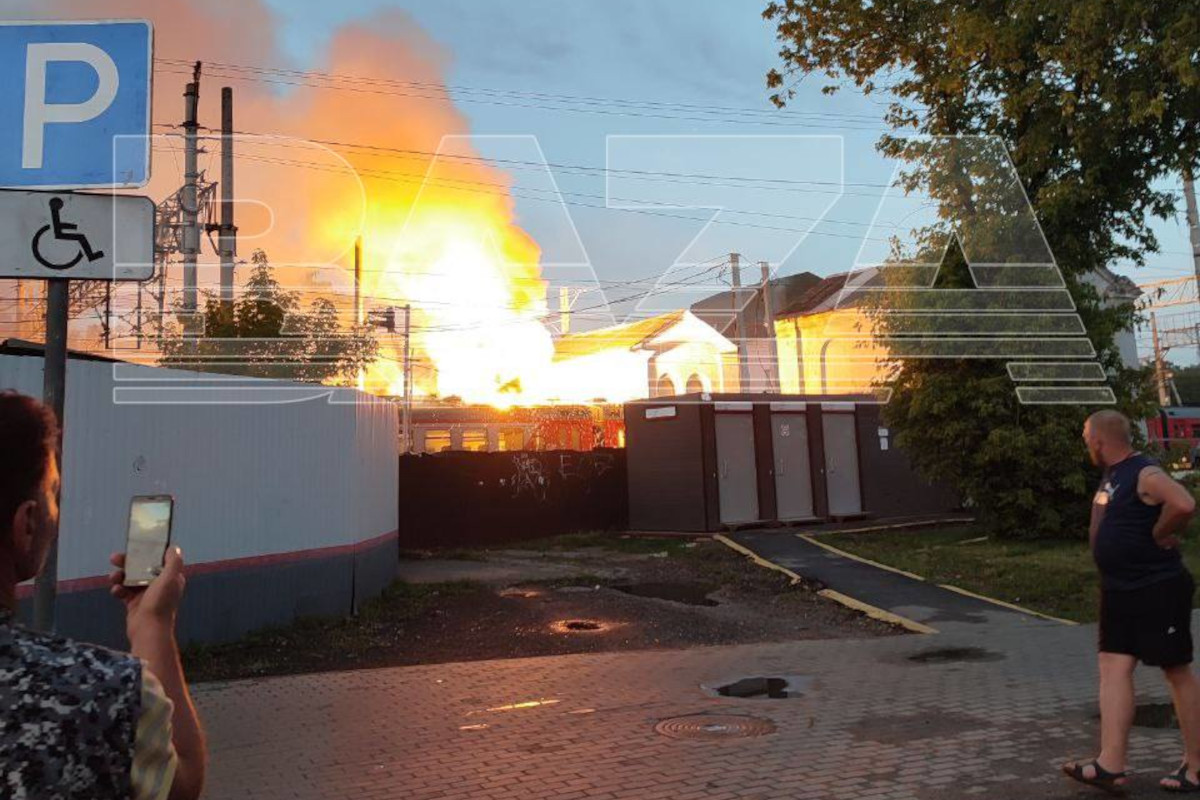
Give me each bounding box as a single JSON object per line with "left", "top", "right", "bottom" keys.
{"left": 376, "top": 204, "right": 556, "bottom": 405}
{"left": 23, "top": 0, "right": 636, "bottom": 407}
{"left": 266, "top": 21, "right": 572, "bottom": 407}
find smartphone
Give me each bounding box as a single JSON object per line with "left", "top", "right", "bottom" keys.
{"left": 123, "top": 495, "right": 174, "bottom": 587}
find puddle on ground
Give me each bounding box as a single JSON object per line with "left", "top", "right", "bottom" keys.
{"left": 707, "top": 675, "right": 812, "bottom": 699}
{"left": 612, "top": 582, "right": 719, "bottom": 606}
{"left": 906, "top": 646, "right": 1004, "bottom": 664}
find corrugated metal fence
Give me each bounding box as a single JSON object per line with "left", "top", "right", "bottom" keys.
{"left": 1, "top": 353, "right": 399, "bottom": 646}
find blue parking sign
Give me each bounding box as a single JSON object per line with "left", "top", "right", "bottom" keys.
{"left": 0, "top": 21, "right": 152, "bottom": 189}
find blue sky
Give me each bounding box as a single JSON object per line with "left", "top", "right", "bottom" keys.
{"left": 254, "top": 0, "right": 1196, "bottom": 358}
{"left": 15, "top": 0, "right": 1195, "bottom": 360}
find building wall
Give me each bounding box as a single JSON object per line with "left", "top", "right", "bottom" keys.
{"left": 1, "top": 354, "right": 398, "bottom": 646}
{"left": 624, "top": 401, "right": 710, "bottom": 531}
{"left": 652, "top": 341, "right": 728, "bottom": 396}
{"left": 853, "top": 405, "right": 960, "bottom": 517}
{"left": 775, "top": 309, "right": 889, "bottom": 394}
{"left": 625, "top": 395, "right": 959, "bottom": 531}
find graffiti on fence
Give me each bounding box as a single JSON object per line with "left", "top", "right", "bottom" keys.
{"left": 556, "top": 452, "right": 616, "bottom": 493}
{"left": 510, "top": 452, "right": 548, "bottom": 501}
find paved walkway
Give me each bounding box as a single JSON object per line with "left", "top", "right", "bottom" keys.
{"left": 727, "top": 529, "right": 1064, "bottom": 632}
{"left": 195, "top": 529, "right": 1190, "bottom": 799}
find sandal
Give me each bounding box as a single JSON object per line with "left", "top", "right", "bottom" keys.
{"left": 1062, "top": 760, "right": 1129, "bottom": 795}
{"left": 1162, "top": 763, "right": 1200, "bottom": 793}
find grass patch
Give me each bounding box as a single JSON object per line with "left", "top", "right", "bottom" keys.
{"left": 822, "top": 525, "right": 1200, "bottom": 624}
{"left": 182, "top": 580, "right": 481, "bottom": 682}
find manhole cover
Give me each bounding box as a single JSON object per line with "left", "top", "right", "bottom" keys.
{"left": 549, "top": 619, "right": 612, "bottom": 633}
{"left": 1134, "top": 703, "right": 1178, "bottom": 729}
{"left": 707, "top": 676, "right": 810, "bottom": 699}
{"left": 654, "top": 714, "right": 776, "bottom": 740}
{"left": 613, "top": 582, "right": 718, "bottom": 606}
{"left": 906, "top": 647, "right": 1003, "bottom": 664}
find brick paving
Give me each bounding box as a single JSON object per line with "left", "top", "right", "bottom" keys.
{"left": 194, "top": 531, "right": 1196, "bottom": 799}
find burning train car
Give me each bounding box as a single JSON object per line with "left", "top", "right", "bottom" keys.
{"left": 403, "top": 402, "right": 624, "bottom": 453}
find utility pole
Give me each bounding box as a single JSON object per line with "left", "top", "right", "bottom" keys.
{"left": 218, "top": 86, "right": 237, "bottom": 307}
{"left": 729, "top": 252, "right": 750, "bottom": 391}
{"left": 1151, "top": 311, "right": 1171, "bottom": 406}
{"left": 354, "top": 236, "right": 363, "bottom": 326}
{"left": 181, "top": 62, "right": 201, "bottom": 334}
{"left": 759, "top": 260, "right": 778, "bottom": 391}
{"left": 134, "top": 282, "right": 143, "bottom": 349}
{"left": 354, "top": 235, "right": 364, "bottom": 390}
{"left": 1183, "top": 168, "right": 1200, "bottom": 361}
{"left": 102, "top": 282, "right": 112, "bottom": 349}
{"left": 559, "top": 286, "right": 571, "bottom": 334}
{"left": 402, "top": 303, "right": 413, "bottom": 453}
{"left": 15, "top": 279, "right": 28, "bottom": 339}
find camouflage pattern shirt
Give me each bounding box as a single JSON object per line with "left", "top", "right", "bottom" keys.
{"left": 0, "top": 610, "right": 141, "bottom": 800}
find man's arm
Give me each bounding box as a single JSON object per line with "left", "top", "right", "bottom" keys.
{"left": 110, "top": 548, "right": 207, "bottom": 800}
{"left": 1138, "top": 466, "right": 1197, "bottom": 549}
{"left": 1089, "top": 494, "right": 1105, "bottom": 550}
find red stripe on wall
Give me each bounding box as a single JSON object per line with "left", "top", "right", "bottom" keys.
{"left": 15, "top": 530, "right": 399, "bottom": 600}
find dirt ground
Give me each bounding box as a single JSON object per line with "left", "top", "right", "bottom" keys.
{"left": 183, "top": 535, "right": 902, "bottom": 683}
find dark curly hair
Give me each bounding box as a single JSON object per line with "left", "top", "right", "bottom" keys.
{"left": 0, "top": 392, "right": 59, "bottom": 539}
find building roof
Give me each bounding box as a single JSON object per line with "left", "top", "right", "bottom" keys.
{"left": 690, "top": 271, "right": 824, "bottom": 330}
{"left": 553, "top": 310, "right": 734, "bottom": 362}
{"left": 774, "top": 264, "right": 1143, "bottom": 320}
{"left": 775, "top": 270, "right": 886, "bottom": 318}
{"left": 0, "top": 338, "right": 123, "bottom": 364}
{"left": 1087, "top": 265, "right": 1142, "bottom": 300}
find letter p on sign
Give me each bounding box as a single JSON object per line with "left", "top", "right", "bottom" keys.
{"left": 0, "top": 21, "right": 152, "bottom": 189}
{"left": 23, "top": 43, "right": 120, "bottom": 169}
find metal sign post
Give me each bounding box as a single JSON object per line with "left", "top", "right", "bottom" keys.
{"left": 1, "top": 20, "right": 153, "bottom": 631}
{"left": 33, "top": 279, "right": 68, "bottom": 632}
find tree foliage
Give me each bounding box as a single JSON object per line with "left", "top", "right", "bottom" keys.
{"left": 161, "top": 249, "right": 378, "bottom": 384}
{"left": 763, "top": 0, "right": 1199, "bottom": 537}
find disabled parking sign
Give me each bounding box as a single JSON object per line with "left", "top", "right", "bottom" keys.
{"left": 0, "top": 20, "right": 152, "bottom": 189}
{"left": 0, "top": 190, "right": 154, "bottom": 280}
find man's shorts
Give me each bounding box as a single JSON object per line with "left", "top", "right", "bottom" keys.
{"left": 1100, "top": 571, "right": 1195, "bottom": 667}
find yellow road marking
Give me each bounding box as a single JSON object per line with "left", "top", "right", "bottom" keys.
{"left": 713, "top": 534, "right": 937, "bottom": 635}
{"left": 816, "top": 588, "right": 938, "bottom": 635}
{"left": 799, "top": 531, "right": 1079, "bottom": 627}
{"left": 797, "top": 533, "right": 927, "bottom": 582}
{"left": 802, "top": 517, "right": 974, "bottom": 536}
{"left": 936, "top": 583, "right": 1079, "bottom": 626}
{"left": 713, "top": 534, "right": 805, "bottom": 584}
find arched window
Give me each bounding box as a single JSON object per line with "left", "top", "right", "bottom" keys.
{"left": 655, "top": 374, "right": 677, "bottom": 397}
{"left": 685, "top": 373, "right": 706, "bottom": 394}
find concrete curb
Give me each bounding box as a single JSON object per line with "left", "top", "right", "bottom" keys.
{"left": 713, "top": 534, "right": 938, "bottom": 635}
{"left": 798, "top": 532, "right": 1079, "bottom": 627}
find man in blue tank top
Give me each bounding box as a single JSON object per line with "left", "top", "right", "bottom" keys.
{"left": 1064, "top": 410, "right": 1200, "bottom": 794}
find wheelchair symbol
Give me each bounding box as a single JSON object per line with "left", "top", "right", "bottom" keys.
{"left": 32, "top": 197, "right": 105, "bottom": 271}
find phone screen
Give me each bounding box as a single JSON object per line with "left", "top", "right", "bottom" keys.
{"left": 124, "top": 495, "right": 173, "bottom": 587}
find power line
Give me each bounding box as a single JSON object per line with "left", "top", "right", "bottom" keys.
{"left": 154, "top": 124, "right": 898, "bottom": 191}
{"left": 153, "top": 60, "right": 890, "bottom": 130}
{"left": 156, "top": 56, "right": 888, "bottom": 122}
{"left": 152, "top": 142, "right": 900, "bottom": 243}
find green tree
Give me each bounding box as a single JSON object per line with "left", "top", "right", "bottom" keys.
{"left": 763, "top": 0, "right": 1198, "bottom": 537}
{"left": 161, "top": 249, "right": 378, "bottom": 383}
